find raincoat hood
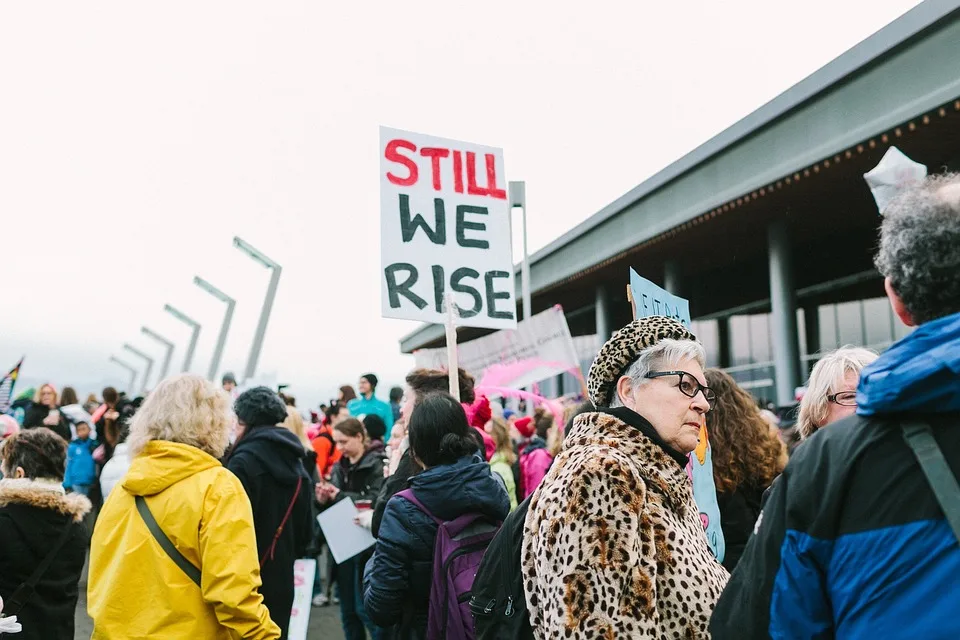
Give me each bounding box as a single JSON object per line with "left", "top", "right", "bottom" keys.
{"left": 857, "top": 311, "right": 960, "bottom": 416}
{"left": 229, "top": 426, "right": 305, "bottom": 484}
{"left": 408, "top": 454, "right": 509, "bottom": 523}
{"left": 122, "top": 440, "right": 222, "bottom": 497}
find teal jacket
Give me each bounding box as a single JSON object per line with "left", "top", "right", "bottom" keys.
{"left": 348, "top": 395, "right": 396, "bottom": 440}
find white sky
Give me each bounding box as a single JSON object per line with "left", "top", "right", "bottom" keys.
{"left": 0, "top": 0, "right": 922, "bottom": 408}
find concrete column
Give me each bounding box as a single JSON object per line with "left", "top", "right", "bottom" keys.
{"left": 596, "top": 285, "right": 611, "bottom": 341}
{"left": 555, "top": 373, "right": 565, "bottom": 397}
{"left": 717, "top": 316, "right": 732, "bottom": 369}
{"left": 803, "top": 305, "right": 820, "bottom": 358}
{"left": 768, "top": 220, "right": 802, "bottom": 405}
{"left": 664, "top": 260, "right": 684, "bottom": 297}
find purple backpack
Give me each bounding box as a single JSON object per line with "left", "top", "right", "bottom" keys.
{"left": 397, "top": 489, "right": 502, "bottom": 640}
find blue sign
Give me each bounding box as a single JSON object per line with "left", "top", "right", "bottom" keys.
{"left": 629, "top": 268, "right": 691, "bottom": 327}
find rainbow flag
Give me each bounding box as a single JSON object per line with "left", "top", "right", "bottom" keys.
{"left": 0, "top": 358, "right": 24, "bottom": 413}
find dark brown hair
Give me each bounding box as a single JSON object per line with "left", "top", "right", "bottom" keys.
{"left": 2, "top": 428, "right": 68, "bottom": 481}
{"left": 533, "top": 407, "right": 554, "bottom": 440}
{"left": 102, "top": 387, "right": 119, "bottom": 405}
{"left": 60, "top": 387, "right": 79, "bottom": 406}
{"left": 405, "top": 368, "right": 476, "bottom": 405}
{"left": 705, "top": 369, "right": 787, "bottom": 494}
{"left": 334, "top": 417, "right": 367, "bottom": 443}
{"left": 339, "top": 386, "right": 357, "bottom": 404}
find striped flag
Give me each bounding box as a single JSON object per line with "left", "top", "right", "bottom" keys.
{"left": 0, "top": 358, "right": 23, "bottom": 414}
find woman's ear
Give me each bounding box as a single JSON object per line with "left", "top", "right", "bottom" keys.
{"left": 14, "top": 466, "right": 25, "bottom": 479}
{"left": 615, "top": 376, "right": 635, "bottom": 410}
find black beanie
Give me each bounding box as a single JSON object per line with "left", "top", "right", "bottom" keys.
{"left": 234, "top": 386, "right": 288, "bottom": 428}
{"left": 361, "top": 373, "right": 379, "bottom": 389}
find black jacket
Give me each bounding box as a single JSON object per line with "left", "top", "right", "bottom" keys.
{"left": 372, "top": 448, "right": 419, "bottom": 538}
{"left": 227, "top": 427, "right": 314, "bottom": 639}
{"left": 0, "top": 480, "right": 91, "bottom": 640}
{"left": 22, "top": 404, "right": 71, "bottom": 443}
{"left": 329, "top": 446, "right": 386, "bottom": 505}
{"left": 715, "top": 481, "right": 765, "bottom": 572}
{"left": 363, "top": 455, "right": 510, "bottom": 639}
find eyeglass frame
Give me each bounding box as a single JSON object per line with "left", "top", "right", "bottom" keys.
{"left": 827, "top": 391, "right": 857, "bottom": 407}
{"left": 643, "top": 370, "right": 717, "bottom": 410}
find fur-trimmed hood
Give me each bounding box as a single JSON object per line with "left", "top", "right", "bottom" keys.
{"left": 0, "top": 478, "right": 92, "bottom": 522}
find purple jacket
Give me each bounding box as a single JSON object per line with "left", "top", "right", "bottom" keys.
{"left": 520, "top": 437, "right": 553, "bottom": 499}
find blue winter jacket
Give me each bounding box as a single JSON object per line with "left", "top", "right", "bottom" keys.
{"left": 363, "top": 455, "right": 510, "bottom": 639}
{"left": 64, "top": 438, "right": 98, "bottom": 488}
{"left": 348, "top": 395, "right": 396, "bottom": 440}
{"left": 711, "top": 310, "right": 960, "bottom": 639}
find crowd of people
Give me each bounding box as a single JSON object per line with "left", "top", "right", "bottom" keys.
{"left": 0, "top": 173, "right": 955, "bottom": 638}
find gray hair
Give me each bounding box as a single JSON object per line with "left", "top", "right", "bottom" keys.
{"left": 610, "top": 339, "right": 706, "bottom": 408}
{"left": 797, "top": 346, "right": 878, "bottom": 439}
{"left": 875, "top": 173, "right": 960, "bottom": 324}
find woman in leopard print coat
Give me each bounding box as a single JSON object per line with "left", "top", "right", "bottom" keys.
{"left": 522, "top": 317, "right": 729, "bottom": 639}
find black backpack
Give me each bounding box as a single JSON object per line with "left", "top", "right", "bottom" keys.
{"left": 469, "top": 494, "right": 534, "bottom": 640}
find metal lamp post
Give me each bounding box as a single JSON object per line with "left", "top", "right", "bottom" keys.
{"left": 122, "top": 344, "right": 154, "bottom": 394}
{"left": 164, "top": 304, "right": 202, "bottom": 373}
{"left": 194, "top": 276, "right": 236, "bottom": 382}
{"left": 108, "top": 356, "right": 138, "bottom": 394}
{"left": 141, "top": 327, "right": 175, "bottom": 383}
{"left": 233, "top": 237, "right": 282, "bottom": 382}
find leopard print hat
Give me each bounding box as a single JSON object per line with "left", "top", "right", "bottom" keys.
{"left": 588, "top": 316, "right": 697, "bottom": 407}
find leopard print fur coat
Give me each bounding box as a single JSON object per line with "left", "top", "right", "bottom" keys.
{"left": 521, "top": 409, "right": 729, "bottom": 639}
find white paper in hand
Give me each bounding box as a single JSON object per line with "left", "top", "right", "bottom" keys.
{"left": 316, "top": 499, "right": 376, "bottom": 564}
{"left": 863, "top": 146, "right": 926, "bottom": 214}
{"left": 0, "top": 615, "right": 22, "bottom": 633}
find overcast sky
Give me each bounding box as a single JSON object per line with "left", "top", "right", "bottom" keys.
{"left": 1, "top": 0, "right": 921, "bottom": 408}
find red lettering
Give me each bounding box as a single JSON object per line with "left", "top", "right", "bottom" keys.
{"left": 466, "top": 151, "right": 482, "bottom": 196}
{"left": 385, "top": 139, "right": 418, "bottom": 186}
{"left": 453, "top": 150, "right": 464, "bottom": 193}
{"left": 419, "top": 147, "right": 449, "bottom": 191}
{"left": 484, "top": 153, "right": 507, "bottom": 199}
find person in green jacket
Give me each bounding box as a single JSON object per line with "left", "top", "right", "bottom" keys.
{"left": 347, "top": 373, "right": 396, "bottom": 440}
{"left": 487, "top": 417, "right": 518, "bottom": 510}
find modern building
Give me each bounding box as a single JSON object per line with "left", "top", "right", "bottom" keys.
{"left": 400, "top": 0, "right": 960, "bottom": 406}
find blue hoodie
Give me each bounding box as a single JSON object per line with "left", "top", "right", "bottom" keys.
{"left": 64, "top": 437, "right": 98, "bottom": 488}
{"left": 857, "top": 310, "right": 960, "bottom": 415}
{"left": 364, "top": 455, "right": 509, "bottom": 637}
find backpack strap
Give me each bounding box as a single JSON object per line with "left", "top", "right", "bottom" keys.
{"left": 396, "top": 488, "right": 442, "bottom": 526}
{"left": 260, "top": 475, "right": 304, "bottom": 568}
{"left": 4, "top": 520, "right": 75, "bottom": 616}
{"left": 902, "top": 420, "right": 960, "bottom": 544}
{"left": 135, "top": 495, "right": 202, "bottom": 587}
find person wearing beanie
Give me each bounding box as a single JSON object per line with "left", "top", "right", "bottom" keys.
{"left": 346, "top": 374, "right": 396, "bottom": 441}
{"left": 227, "top": 387, "right": 314, "bottom": 639}
{"left": 522, "top": 317, "right": 728, "bottom": 639}
{"left": 514, "top": 416, "right": 534, "bottom": 441}
{"left": 466, "top": 396, "right": 496, "bottom": 461}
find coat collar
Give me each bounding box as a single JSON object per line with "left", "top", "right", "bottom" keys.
{"left": 0, "top": 478, "right": 92, "bottom": 522}
{"left": 564, "top": 409, "right": 693, "bottom": 512}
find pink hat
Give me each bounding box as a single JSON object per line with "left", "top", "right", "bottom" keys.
{"left": 0, "top": 415, "right": 19, "bottom": 439}
{"left": 515, "top": 417, "right": 534, "bottom": 439}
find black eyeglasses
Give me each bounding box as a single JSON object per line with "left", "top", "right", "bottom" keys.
{"left": 644, "top": 371, "right": 717, "bottom": 410}
{"left": 827, "top": 391, "right": 857, "bottom": 407}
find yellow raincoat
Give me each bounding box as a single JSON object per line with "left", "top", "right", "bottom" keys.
{"left": 88, "top": 441, "right": 281, "bottom": 639}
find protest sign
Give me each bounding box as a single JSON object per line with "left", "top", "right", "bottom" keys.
{"left": 413, "top": 306, "right": 579, "bottom": 390}
{"left": 380, "top": 126, "right": 517, "bottom": 330}
{"left": 687, "top": 420, "right": 725, "bottom": 563}
{"left": 628, "top": 268, "right": 691, "bottom": 328}
{"left": 287, "top": 558, "right": 316, "bottom": 640}
{"left": 316, "top": 498, "right": 376, "bottom": 564}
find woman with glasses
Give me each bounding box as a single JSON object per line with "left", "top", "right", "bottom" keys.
{"left": 797, "top": 347, "right": 879, "bottom": 440}
{"left": 522, "top": 317, "right": 729, "bottom": 640}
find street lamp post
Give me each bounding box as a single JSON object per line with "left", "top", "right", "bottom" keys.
{"left": 194, "top": 276, "right": 236, "bottom": 382}
{"left": 108, "top": 356, "right": 138, "bottom": 394}
{"left": 141, "top": 327, "right": 175, "bottom": 383}
{"left": 233, "top": 237, "right": 282, "bottom": 382}
{"left": 122, "top": 344, "right": 154, "bottom": 394}
{"left": 164, "top": 305, "right": 202, "bottom": 373}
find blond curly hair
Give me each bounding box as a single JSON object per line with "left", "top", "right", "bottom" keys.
{"left": 128, "top": 374, "right": 233, "bottom": 458}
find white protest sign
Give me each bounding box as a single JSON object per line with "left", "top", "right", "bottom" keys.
{"left": 287, "top": 558, "right": 316, "bottom": 640}
{"left": 316, "top": 498, "right": 376, "bottom": 564}
{"left": 414, "top": 306, "right": 579, "bottom": 389}
{"left": 380, "top": 126, "right": 517, "bottom": 330}
{"left": 629, "top": 268, "right": 691, "bottom": 327}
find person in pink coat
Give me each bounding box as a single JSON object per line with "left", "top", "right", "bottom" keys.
{"left": 465, "top": 396, "right": 496, "bottom": 461}
{"left": 520, "top": 410, "right": 554, "bottom": 499}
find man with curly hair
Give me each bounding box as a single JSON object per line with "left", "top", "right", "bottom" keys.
{"left": 711, "top": 173, "right": 960, "bottom": 639}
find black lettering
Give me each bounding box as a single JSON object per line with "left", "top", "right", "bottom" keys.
{"left": 399, "top": 194, "right": 446, "bottom": 244}
{"left": 484, "top": 270, "right": 515, "bottom": 320}
{"left": 450, "top": 268, "right": 482, "bottom": 318}
{"left": 384, "top": 263, "right": 426, "bottom": 310}
{"left": 456, "top": 205, "right": 489, "bottom": 249}
{"left": 432, "top": 265, "right": 445, "bottom": 313}
{"left": 641, "top": 293, "right": 650, "bottom": 316}
{"left": 653, "top": 299, "right": 662, "bottom": 316}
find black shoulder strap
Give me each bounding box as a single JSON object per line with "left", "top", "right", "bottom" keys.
{"left": 5, "top": 520, "right": 76, "bottom": 615}
{"left": 135, "top": 495, "right": 202, "bottom": 587}
{"left": 902, "top": 420, "right": 960, "bottom": 544}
